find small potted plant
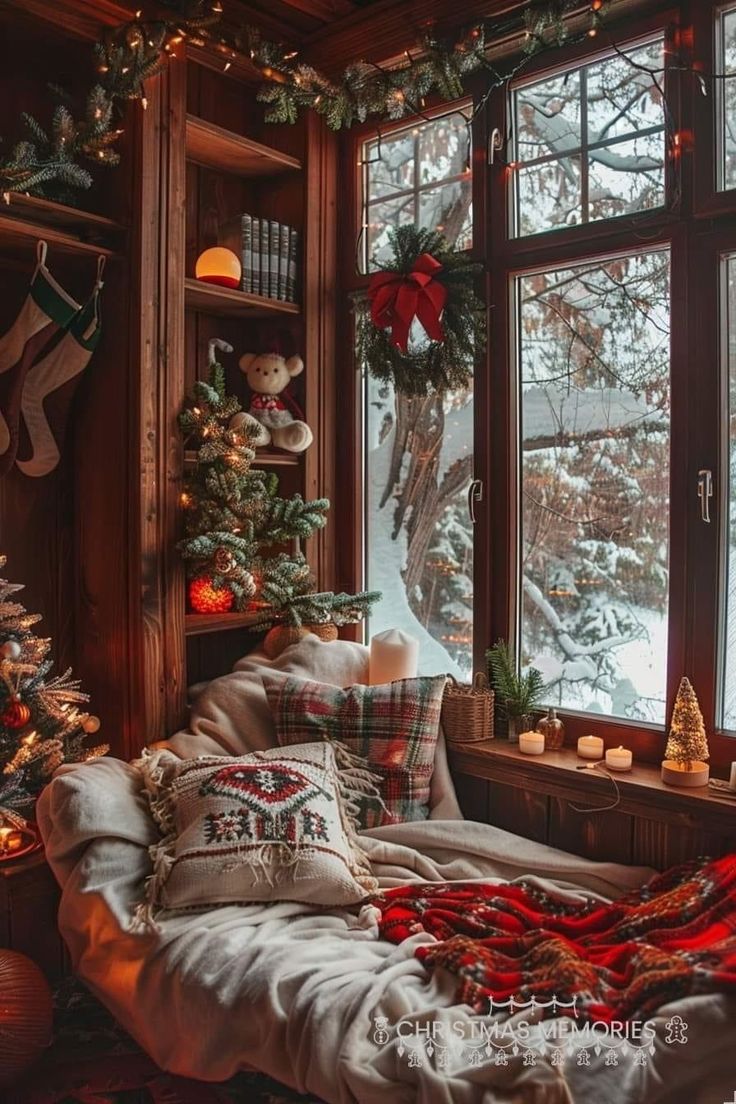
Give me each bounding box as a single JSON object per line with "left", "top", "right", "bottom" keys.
{"left": 486, "top": 640, "right": 547, "bottom": 743}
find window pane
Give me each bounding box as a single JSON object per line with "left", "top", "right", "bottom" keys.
{"left": 516, "top": 157, "right": 582, "bottom": 235}
{"left": 366, "top": 196, "right": 415, "bottom": 266}
{"left": 364, "top": 380, "right": 474, "bottom": 677}
{"left": 722, "top": 254, "right": 736, "bottom": 729}
{"left": 362, "top": 108, "right": 472, "bottom": 271}
{"left": 719, "top": 6, "right": 736, "bottom": 191}
{"left": 418, "top": 114, "right": 470, "bottom": 184}
{"left": 511, "top": 37, "right": 665, "bottom": 236}
{"left": 418, "top": 178, "right": 473, "bottom": 247}
{"left": 586, "top": 41, "right": 664, "bottom": 143}
{"left": 588, "top": 133, "right": 665, "bottom": 220}
{"left": 516, "top": 70, "right": 581, "bottom": 160}
{"left": 364, "top": 130, "right": 415, "bottom": 199}
{"left": 517, "top": 249, "right": 671, "bottom": 722}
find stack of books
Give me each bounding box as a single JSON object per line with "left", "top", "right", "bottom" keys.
{"left": 223, "top": 215, "right": 300, "bottom": 302}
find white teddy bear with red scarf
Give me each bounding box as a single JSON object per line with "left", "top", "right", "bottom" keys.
{"left": 238, "top": 350, "right": 313, "bottom": 453}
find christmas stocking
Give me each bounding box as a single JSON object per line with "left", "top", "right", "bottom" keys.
{"left": 16, "top": 259, "right": 104, "bottom": 479}
{"left": 0, "top": 241, "right": 80, "bottom": 472}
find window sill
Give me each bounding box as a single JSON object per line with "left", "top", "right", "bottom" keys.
{"left": 447, "top": 740, "right": 736, "bottom": 828}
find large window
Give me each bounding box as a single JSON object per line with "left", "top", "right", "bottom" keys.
{"left": 517, "top": 250, "right": 671, "bottom": 722}
{"left": 350, "top": 3, "right": 736, "bottom": 750}
{"left": 511, "top": 37, "right": 665, "bottom": 236}
{"left": 361, "top": 110, "right": 474, "bottom": 677}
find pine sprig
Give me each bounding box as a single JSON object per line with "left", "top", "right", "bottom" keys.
{"left": 486, "top": 639, "right": 547, "bottom": 718}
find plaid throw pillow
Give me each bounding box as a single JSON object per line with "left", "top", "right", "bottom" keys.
{"left": 264, "top": 674, "right": 446, "bottom": 829}
{"left": 135, "top": 742, "right": 377, "bottom": 923}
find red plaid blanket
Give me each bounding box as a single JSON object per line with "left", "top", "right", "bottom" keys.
{"left": 374, "top": 854, "right": 736, "bottom": 1022}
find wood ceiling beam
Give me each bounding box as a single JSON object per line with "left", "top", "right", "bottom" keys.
{"left": 302, "top": 0, "right": 523, "bottom": 70}
{"left": 282, "top": 0, "right": 355, "bottom": 22}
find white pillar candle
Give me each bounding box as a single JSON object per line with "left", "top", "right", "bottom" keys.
{"left": 577, "top": 735, "right": 604, "bottom": 760}
{"left": 519, "top": 730, "right": 545, "bottom": 755}
{"left": 605, "top": 745, "right": 633, "bottom": 771}
{"left": 730, "top": 762, "right": 736, "bottom": 791}
{"left": 369, "top": 629, "right": 419, "bottom": 685}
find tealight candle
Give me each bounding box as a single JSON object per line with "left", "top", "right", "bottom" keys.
{"left": 605, "top": 745, "right": 633, "bottom": 772}
{"left": 577, "top": 735, "right": 604, "bottom": 760}
{"left": 519, "top": 730, "right": 545, "bottom": 755}
{"left": 730, "top": 762, "right": 736, "bottom": 791}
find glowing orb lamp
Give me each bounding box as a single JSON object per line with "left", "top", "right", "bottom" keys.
{"left": 195, "top": 247, "right": 242, "bottom": 289}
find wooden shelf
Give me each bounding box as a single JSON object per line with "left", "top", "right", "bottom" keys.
{"left": 184, "top": 277, "right": 300, "bottom": 318}
{"left": 184, "top": 448, "right": 300, "bottom": 468}
{"left": 185, "top": 114, "right": 302, "bottom": 177}
{"left": 0, "top": 194, "right": 125, "bottom": 258}
{"left": 185, "top": 610, "right": 267, "bottom": 637}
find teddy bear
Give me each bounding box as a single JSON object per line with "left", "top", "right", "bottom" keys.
{"left": 238, "top": 351, "right": 313, "bottom": 453}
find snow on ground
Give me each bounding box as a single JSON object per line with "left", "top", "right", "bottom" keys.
{"left": 365, "top": 390, "right": 474, "bottom": 678}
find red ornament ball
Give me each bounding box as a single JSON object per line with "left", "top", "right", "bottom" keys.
{"left": 1, "top": 698, "right": 31, "bottom": 729}
{"left": 189, "top": 577, "right": 235, "bottom": 614}
{"left": 0, "top": 950, "right": 53, "bottom": 1087}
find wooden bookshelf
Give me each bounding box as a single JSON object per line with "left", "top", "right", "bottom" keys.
{"left": 185, "top": 114, "right": 302, "bottom": 177}
{"left": 184, "top": 277, "right": 300, "bottom": 318}
{"left": 185, "top": 610, "right": 267, "bottom": 637}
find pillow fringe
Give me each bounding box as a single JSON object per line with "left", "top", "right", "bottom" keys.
{"left": 133, "top": 741, "right": 380, "bottom": 922}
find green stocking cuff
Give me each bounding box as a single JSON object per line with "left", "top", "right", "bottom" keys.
{"left": 31, "top": 266, "right": 80, "bottom": 328}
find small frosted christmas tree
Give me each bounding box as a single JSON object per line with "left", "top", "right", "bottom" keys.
{"left": 0, "top": 558, "right": 107, "bottom": 818}
{"left": 179, "top": 348, "right": 379, "bottom": 631}
{"left": 662, "top": 677, "right": 710, "bottom": 784}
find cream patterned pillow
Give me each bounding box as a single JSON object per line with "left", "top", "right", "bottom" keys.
{"left": 135, "top": 741, "right": 377, "bottom": 921}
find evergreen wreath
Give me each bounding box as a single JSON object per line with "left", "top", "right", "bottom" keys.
{"left": 356, "top": 225, "right": 485, "bottom": 396}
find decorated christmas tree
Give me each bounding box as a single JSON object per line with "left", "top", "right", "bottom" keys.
{"left": 0, "top": 558, "right": 107, "bottom": 817}
{"left": 179, "top": 351, "right": 379, "bottom": 631}
{"left": 664, "top": 677, "right": 710, "bottom": 771}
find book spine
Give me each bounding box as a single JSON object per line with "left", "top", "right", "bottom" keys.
{"left": 287, "top": 227, "right": 299, "bottom": 303}
{"left": 269, "top": 221, "right": 280, "bottom": 299}
{"left": 260, "top": 219, "right": 270, "bottom": 300}
{"left": 251, "top": 217, "right": 261, "bottom": 296}
{"left": 241, "top": 214, "right": 252, "bottom": 294}
{"left": 278, "top": 223, "right": 289, "bottom": 301}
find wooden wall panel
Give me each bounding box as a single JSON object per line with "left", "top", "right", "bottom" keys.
{"left": 133, "top": 59, "right": 188, "bottom": 744}
{"left": 548, "top": 800, "right": 633, "bottom": 864}
{"left": 487, "top": 780, "right": 548, "bottom": 844}
{"left": 454, "top": 774, "right": 489, "bottom": 822}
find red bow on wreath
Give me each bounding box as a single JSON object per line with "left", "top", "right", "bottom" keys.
{"left": 368, "top": 253, "right": 447, "bottom": 353}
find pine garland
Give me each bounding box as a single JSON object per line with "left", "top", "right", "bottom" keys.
{"left": 0, "top": 0, "right": 220, "bottom": 203}
{"left": 250, "top": 26, "right": 490, "bottom": 131}
{"left": 0, "top": 2, "right": 612, "bottom": 199}
{"left": 356, "top": 225, "right": 485, "bottom": 396}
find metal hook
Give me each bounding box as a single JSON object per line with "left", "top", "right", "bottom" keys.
{"left": 488, "top": 127, "right": 504, "bottom": 165}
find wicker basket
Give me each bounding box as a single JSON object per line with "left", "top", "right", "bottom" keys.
{"left": 441, "top": 672, "right": 495, "bottom": 744}
{"left": 263, "top": 622, "right": 338, "bottom": 659}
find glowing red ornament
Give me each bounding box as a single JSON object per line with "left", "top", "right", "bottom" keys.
{"left": 189, "top": 577, "right": 235, "bottom": 614}
{"left": 1, "top": 698, "right": 31, "bottom": 729}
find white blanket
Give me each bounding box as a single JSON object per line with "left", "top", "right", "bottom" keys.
{"left": 35, "top": 640, "right": 736, "bottom": 1102}
{"left": 36, "top": 756, "right": 735, "bottom": 1104}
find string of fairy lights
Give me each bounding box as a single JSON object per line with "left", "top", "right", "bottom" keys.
{"left": 1, "top": 1, "right": 734, "bottom": 202}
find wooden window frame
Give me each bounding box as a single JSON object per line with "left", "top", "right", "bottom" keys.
{"left": 338, "top": 0, "right": 736, "bottom": 768}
